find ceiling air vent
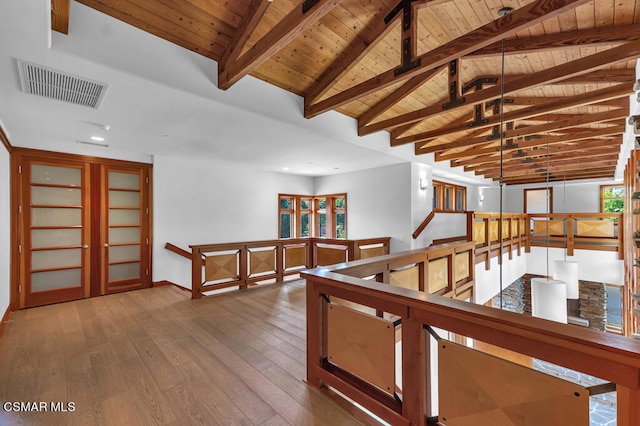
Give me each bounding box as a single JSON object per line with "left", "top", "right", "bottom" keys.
{"left": 17, "top": 60, "right": 108, "bottom": 109}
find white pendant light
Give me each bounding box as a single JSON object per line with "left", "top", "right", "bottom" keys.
{"left": 531, "top": 278, "right": 568, "bottom": 323}
{"left": 554, "top": 260, "right": 579, "bottom": 299}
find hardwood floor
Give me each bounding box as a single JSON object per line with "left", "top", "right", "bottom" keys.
{"left": 0, "top": 281, "right": 374, "bottom": 425}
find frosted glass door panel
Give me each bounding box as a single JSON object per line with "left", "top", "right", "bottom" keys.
{"left": 109, "top": 190, "right": 140, "bottom": 207}
{"left": 32, "top": 165, "right": 81, "bottom": 186}
{"left": 109, "top": 262, "right": 140, "bottom": 281}
{"left": 109, "top": 245, "right": 140, "bottom": 263}
{"left": 109, "top": 172, "right": 140, "bottom": 190}
{"left": 32, "top": 268, "right": 81, "bottom": 292}
{"left": 109, "top": 209, "right": 140, "bottom": 226}
{"left": 32, "top": 248, "right": 81, "bottom": 270}
{"left": 32, "top": 228, "right": 82, "bottom": 248}
{"left": 109, "top": 227, "right": 141, "bottom": 243}
{"left": 32, "top": 208, "right": 82, "bottom": 226}
{"left": 32, "top": 187, "right": 81, "bottom": 205}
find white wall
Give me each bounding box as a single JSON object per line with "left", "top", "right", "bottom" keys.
{"left": 0, "top": 141, "right": 10, "bottom": 316}
{"left": 474, "top": 250, "right": 528, "bottom": 305}
{"left": 153, "top": 154, "right": 314, "bottom": 287}
{"left": 314, "top": 163, "right": 413, "bottom": 253}
{"left": 526, "top": 247, "right": 623, "bottom": 285}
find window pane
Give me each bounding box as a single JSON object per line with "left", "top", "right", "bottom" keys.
{"left": 32, "top": 268, "right": 81, "bottom": 292}
{"left": 317, "top": 198, "right": 326, "bottom": 210}
{"left": 109, "top": 227, "right": 141, "bottom": 244}
{"left": 32, "top": 207, "right": 81, "bottom": 227}
{"left": 32, "top": 165, "right": 81, "bottom": 186}
{"left": 109, "top": 190, "right": 140, "bottom": 208}
{"left": 318, "top": 213, "right": 326, "bottom": 237}
{"left": 456, "top": 189, "right": 464, "bottom": 211}
{"left": 444, "top": 188, "right": 451, "bottom": 210}
{"left": 300, "top": 199, "right": 310, "bottom": 210}
{"left": 280, "top": 213, "right": 291, "bottom": 239}
{"left": 32, "top": 228, "right": 82, "bottom": 249}
{"left": 335, "top": 213, "right": 345, "bottom": 238}
{"left": 280, "top": 198, "right": 292, "bottom": 209}
{"left": 109, "top": 262, "right": 140, "bottom": 281}
{"left": 300, "top": 213, "right": 310, "bottom": 237}
{"left": 335, "top": 197, "right": 345, "bottom": 209}
{"left": 109, "top": 209, "right": 141, "bottom": 226}
{"left": 109, "top": 172, "right": 140, "bottom": 190}
{"left": 31, "top": 187, "right": 81, "bottom": 206}
{"left": 604, "top": 199, "right": 624, "bottom": 213}
{"left": 32, "top": 248, "right": 81, "bottom": 270}
{"left": 606, "top": 285, "right": 622, "bottom": 328}
{"left": 109, "top": 245, "right": 141, "bottom": 263}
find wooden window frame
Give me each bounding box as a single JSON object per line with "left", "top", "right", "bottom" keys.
{"left": 600, "top": 184, "right": 624, "bottom": 214}
{"left": 278, "top": 193, "right": 347, "bottom": 239}
{"left": 433, "top": 180, "right": 466, "bottom": 212}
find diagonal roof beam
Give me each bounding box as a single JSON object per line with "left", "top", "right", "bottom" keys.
{"left": 415, "top": 108, "right": 627, "bottom": 154}
{"left": 304, "top": 0, "right": 592, "bottom": 118}
{"left": 357, "top": 66, "right": 445, "bottom": 131}
{"left": 368, "top": 41, "right": 640, "bottom": 137}
{"left": 435, "top": 125, "right": 625, "bottom": 162}
{"left": 469, "top": 24, "right": 640, "bottom": 57}
{"left": 447, "top": 139, "right": 620, "bottom": 167}
{"left": 398, "top": 83, "right": 632, "bottom": 146}
{"left": 219, "top": 0, "right": 271, "bottom": 72}
{"left": 218, "top": 0, "right": 345, "bottom": 90}
{"left": 51, "top": 0, "right": 71, "bottom": 34}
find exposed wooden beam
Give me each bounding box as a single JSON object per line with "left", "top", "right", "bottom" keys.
{"left": 434, "top": 125, "right": 625, "bottom": 161}
{"left": 446, "top": 139, "right": 619, "bottom": 167}
{"left": 218, "top": 0, "right": 271, "bottom": 73}
{"left": 502, "top": 171, "right": 615, "bottom": 185}
{"left": 369, "top": 41, "right": 639, "bottom": 136}
{"left": 475, "top": 153, "right": 619, "bottom": 176}
{"left": 469, "top": 24, "right": 640, "bottom": 57}
{"left": 304, "top": 0, "right": 591, "bottom": 118}
{"left": 415, "top": 109, "right": 627, "bottom": 154}
{"left": 398, "top": 83, "right": 631, "bottom": 146}
{"left": 218, "top": 0, "right": 344, "bottom": 90}
{"left": 483, "top": 162, "right": 619, "bottom": 180}
{"left": 357, "top": 66, "right": 445, "bottom": 130}
{"left": 51, "top": 0, "right": 71, "bottom": 34}
{"left": 464, "top": 148, "right": 619, "bottom": 172}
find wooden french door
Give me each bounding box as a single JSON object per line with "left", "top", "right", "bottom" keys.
{"left": 15, "top": 150, "right": 152, "bottom": 309}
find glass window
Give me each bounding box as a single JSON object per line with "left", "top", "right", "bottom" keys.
{"left": 601, "top": 185, "right": 624, "bottom": 214}
{"left": 280, "top": 213, "right": 292, "bottom": 239}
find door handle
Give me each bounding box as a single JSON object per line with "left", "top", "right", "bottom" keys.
{"left": 104, "top": 243, "right": 109, "bottom": 248}
{"left": 83, "top": 245, "right": 89, "bottom": 249}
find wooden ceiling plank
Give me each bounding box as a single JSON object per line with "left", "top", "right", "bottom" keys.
{"left": 357, "top": 66, "right": 445, "bottom": 130}
{"left": 503, "top": 172, "right": 615, "bottom": 184}
{"left": 482, "top": 162, "right": 619, "bottom": 179}
{"left": 472, "top": 152, "right": 619, "bottom": 174}
{"left": 433, "top": 125, "right": 625, "bottom": 161}
{"left": 415, "top": 108, "right": 627, "bottom": 153}
{"left": 51, "top": 0, "right": 71, "bottom": 34}
{"left": 218, "top": 0, "right": 345, "bottom": 90}
{"left": 396, "top": 82, "right": 631, "bottom": 145}
{"left": 219, "top": 0, "right": 271, "bottom": 72}
{"left": 304, "top": 0, "right": 592, "bottom": 118}
{"left": 468, "top": 23, "right": 640, "bottom": 57}
{"left": 371, "top": 41, "right": 639, "bottom": 137}
{"left": 304, "top": 10, "right": 399, "bottom": 106}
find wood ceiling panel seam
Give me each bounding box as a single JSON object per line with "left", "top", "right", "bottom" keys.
{"left": 75, "top": 0, "right": 223, "bottom": 60}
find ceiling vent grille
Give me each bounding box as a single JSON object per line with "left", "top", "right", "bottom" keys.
{"left": 17, "top": 60, "right": 108, "bottom": 109}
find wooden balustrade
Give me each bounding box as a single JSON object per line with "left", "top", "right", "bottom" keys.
{"left": 182, "top": 237, "right": 390, "bottom": 299}
{"left": 470, "top": 212, "right": 528, "bottom": 268}
{"left": 302, "top": 242, "right": 640, "bottom": 425}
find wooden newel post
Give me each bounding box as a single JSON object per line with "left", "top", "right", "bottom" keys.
{"left": 402, "top": 311, "right": 427, "bottom": 425}
{"left": 191, "top": 247, "right": 202, "bottom": 300}
{"left": 306, "top": 278, "right": 323, "bottom": 388}
{"left": 617, "top": 385, "right": 640, "bottom": 426}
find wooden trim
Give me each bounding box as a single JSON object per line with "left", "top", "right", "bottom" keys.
{"left": 0, "top": 124, "right": 12, "bottom": 153}
{"left": 152, "top": 280, "right": 190, "bottom": 292}
{"left": 11, "top": 147, "right": 152, "bottom": 168}
{"left": 0, "top": 304, "right": 11, "bottom": 341}
{"left": 412, "top": 211, "right": 435, "bottom": 240}
{"left": 51, "top": 0, "right": 71, "bottom": 34}
{"left": 432, "top": 236, "right": 467, "bottom": 246}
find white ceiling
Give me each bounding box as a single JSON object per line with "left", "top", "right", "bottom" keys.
{"left": 0, "top": 0, "right": 506, "bottom": 183}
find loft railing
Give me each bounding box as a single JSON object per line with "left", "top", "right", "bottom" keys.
{"left": 302, "top": 240, "right": 640, "bottom": 425}
{"left": 182, "top": 237, "right": 390, "bottom": 299}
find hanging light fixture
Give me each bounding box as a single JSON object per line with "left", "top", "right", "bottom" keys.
{"left": 553, "top": 160, "right": 579, "bottom": 300}
{"left": 531, "top": 118, "right": 568, "bottom": 323}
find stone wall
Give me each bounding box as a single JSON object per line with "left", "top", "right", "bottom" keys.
{"left": 492, "top": 274, "right": 607, "bottom": 331}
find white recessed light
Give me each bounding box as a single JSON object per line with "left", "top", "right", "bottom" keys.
{"left": 91, "top": 136, "right": 105, "bottom": 142}
{"left": 283, "top": 167, "right": 289, "bottom": 171}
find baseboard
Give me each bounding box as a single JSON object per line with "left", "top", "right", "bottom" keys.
{"left": 0, "top": 304, "right": 12, "bottom": 342}
{"left": 152, "top": 280, "right": 190, "bottom": 292}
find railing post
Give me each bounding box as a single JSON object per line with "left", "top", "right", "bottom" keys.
{"left": 276, "top": 242, "right": 284, "bottom": 282}
{"left": 567, "top": 215, "right": 575, "bottom": 256}
{"left": 402, "top": 310, "right": 427, "bottom": 424}
{"left": 617, "top": 385, "right": 640, "bottom": 426}
{"left": 191, "top": 247, "right": 202, "bottom": 299}
{"left": 306, "top": 278, "right": 324, "bottom": 388}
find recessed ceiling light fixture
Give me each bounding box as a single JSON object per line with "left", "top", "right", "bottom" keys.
{"left": 90, "top": 136, "right": 105, "bottom": 142}
{"left": 283, "top": 167, "right": 289, "bottom": 171}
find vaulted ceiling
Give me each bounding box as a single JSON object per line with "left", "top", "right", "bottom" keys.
{"left": 54, "top": 0, "right": 640, "bottom": 184}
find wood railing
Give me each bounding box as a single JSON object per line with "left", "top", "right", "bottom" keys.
{"left": 470, "top": 212, "right": 528, "bottom": 268}
{"left": 181, "top": 237, "right": 390, "bottom": 299}
{"left": 302, "top": 242, "right": 640, "bottom": 425}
